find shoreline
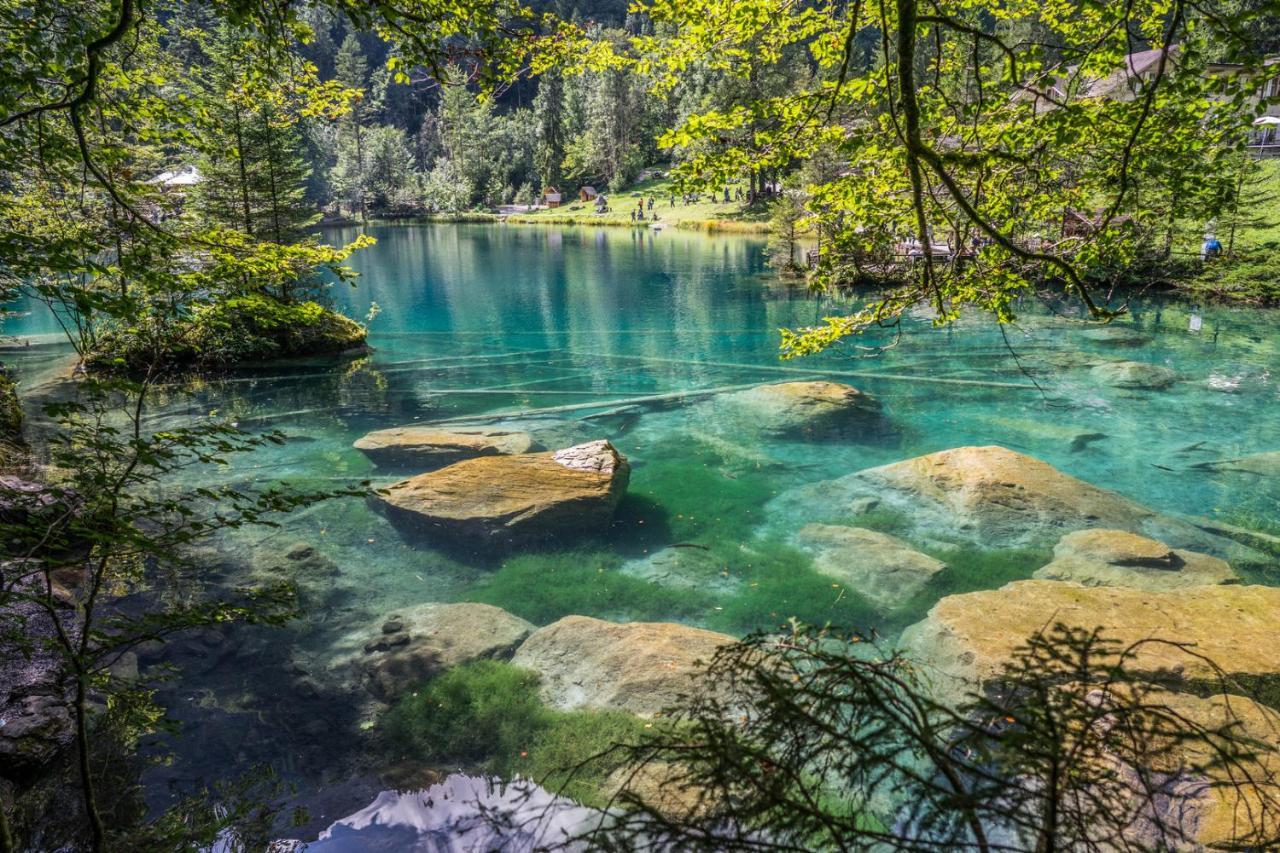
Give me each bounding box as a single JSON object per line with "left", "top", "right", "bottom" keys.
{"left": 321, "top": 211, "right": 771, "bottom": 234}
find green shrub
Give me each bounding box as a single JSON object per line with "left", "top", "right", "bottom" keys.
{"left": 88, "top": 293, "right": 366, "bottom": 373}
{"left": 382, "top": 661, "right": 651, "bottom": 806}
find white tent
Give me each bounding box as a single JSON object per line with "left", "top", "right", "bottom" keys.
{"left": 148, "top": 165, "right": 203, "bottom": 187}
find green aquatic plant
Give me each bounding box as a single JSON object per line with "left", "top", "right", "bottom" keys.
{"left": 844, "top": 507, "right": 913, "bottom": 536}
{"left": 382, "top": 660, "right": 652, "bottom": 807}
{"left": 617, "top": 439, "right": 783, "bottom": 547}
{"left": 901, "top": 546, "right": 1053, "bottom": 618}
{"left": 470, "top": 550, "right": 711, "bottom": 625}
{"left": 708, "top": 539, "right": 880, "bottom": 635}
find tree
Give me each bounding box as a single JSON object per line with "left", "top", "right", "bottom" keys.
{"left": 0, "top": 0, "right": 573, "bottom": 846}
{"left": 765, "top": 193, "right": 807, "bottom": 275}
{"left": 533, "top": 72, "right": 566, "bottom": 190}
{"left": 628, "top": 0, "right": 1280, "bottom": 357}
{"left": 421, "top": 156, "right": 473, "bottom": 212}
{"left": 363, "top": 124, "right": 419, "bottom": 214}
{"left": 333, "top": 32, "right": 371, "bottom": 218}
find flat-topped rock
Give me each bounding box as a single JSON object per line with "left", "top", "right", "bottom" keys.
{"left": 767, "top": 446, "right": 1263, "bottom": 565}
{"left": 376, "top": 440, "right": 629, "bottom": 548}
{"left": 716, "top": 381, "right": 883, "bottom": 439}
{"left": 510, "top": 616, "right": 734, "bottom": 716}
{"left": 1033, "top": 529, "right": 1237, "bottom": 591}
{"left": 900, "top": 581, "right": 1280, "bottom": 702}
{"left": 332, "top": 602, "right": 534, "bottom": 700}
{"left": 354, "top": 425, "right": 539, "bottom": 469}
{"left": 1089, "top": 360, "right": 1177, "bottom": 390}
{"left": 797, "top": 524, "right": 945, "bottom": 610}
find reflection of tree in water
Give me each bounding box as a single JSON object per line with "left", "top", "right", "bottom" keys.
{"left": 138, "top": 357, "right": 401, "bottom": 435}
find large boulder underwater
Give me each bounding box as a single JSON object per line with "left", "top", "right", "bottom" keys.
{"left": 1032, "top": 528, "right": 1238, "bottom": 591}
{"left": 794, "top": 524, "right": 947, "bottom": 612}
{"left": 374, "top": 439, "right": 630, "bottom": 550}
{"left": 899, "top": 580, "right": 1280, "bottom": 702}
{"left": 330, "top": 602, "right": 536, "bottom": 701}
{"left": 510, "top": 615, "right": 735, "bottom": 717}
{"left": 707, "top": 380, "right": 887, "bottom": 440}
{"left": 767, "top": 445, "right": 1265, "bottom": 565}
{"left": 1088, "top": 360, "right": 1178, "bottom": 390}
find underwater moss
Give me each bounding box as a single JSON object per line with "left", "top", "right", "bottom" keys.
{"left": 844, "top": 508, "right": 913, "bottom": 536}
{"left": 382, "top": 660, "right": 652, "bottom": 807}
{"left": 470, "top": 549, "right": 712, "bottom": 625}
{"left": 708, "top": 539, "right": 881, "bottom": 635}
{"left": 898, "top": 546, "right": 1053, "bottom": 620}
{"left": 613, "top": 439, "right": 783, "bottom": 548}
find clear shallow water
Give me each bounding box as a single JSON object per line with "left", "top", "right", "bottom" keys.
{"left": 5, "top": 223, "right": 1280, "bottom": 830}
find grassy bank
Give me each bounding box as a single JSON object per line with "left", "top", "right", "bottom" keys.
{"left": 505, "top": 176, "right": 769, "bottom": 233}
{"left": 1184, "top": 159, "right": 1280, "bottom": 305}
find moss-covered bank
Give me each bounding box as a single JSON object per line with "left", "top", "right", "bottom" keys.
{"left": 87, "top": 293, "right": 367, "bottom": 374}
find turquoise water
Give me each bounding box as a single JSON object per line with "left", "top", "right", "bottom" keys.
{"left": 6, "top": 223, "right": 1280, "bottom": 828}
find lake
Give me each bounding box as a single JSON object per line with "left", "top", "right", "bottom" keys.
{"left": 5, "top": 222, "right": 1279, "bottom": 840}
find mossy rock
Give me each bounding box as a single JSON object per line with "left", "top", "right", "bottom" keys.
{"left": 87, "top": 293, "right": 367, "bottom": 374}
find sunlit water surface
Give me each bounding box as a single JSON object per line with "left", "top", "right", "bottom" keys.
{"left": 5, "top": 223, "right": 1279, "bottom": 839}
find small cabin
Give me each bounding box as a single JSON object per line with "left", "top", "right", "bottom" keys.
{"left": 542, "top": 186, "right": 563, "bottom": 208}
{"left": 579, "top": 186, "right": 598, "bottom": 202}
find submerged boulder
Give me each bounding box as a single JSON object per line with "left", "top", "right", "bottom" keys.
{"left": 767, "top": 445, "right": 1261, "bottom": 564}
{"left": 1033, "top": 529, "right": 1237, "bottom": 591}
{"left": 899, "top": 580, "right": 1280, "bottom": 702}
{"left": 619, "top": 545, "right": 735, "bottom": 592}
{"left": 714, "top": 381, "right": 883, "bottom": 439}
{"left": 334, "top": 602, "right": 534, "bottom": 701}
{"left": 1082, "top": 325, "right": 1151, "bottom": 347}
{"left": 251, "top": 541, "right": 348, "bottom": 608}
{"left": 1089, "top": 360, "right": 1177, "bottom": 390}
{"left": 796, "top": 524, "right": 945, "bottom": 610}
{"left": 354, "top": 425, "right": 540, "bottom": 469}
{"left": 1194, "top": 450, "right": 1280, "bottom": 478}
{"left": 376, "top": 440, "right": 630, "bottom": 548}
{"left": 510, "top": 615, "right": 734, "bottom": 716}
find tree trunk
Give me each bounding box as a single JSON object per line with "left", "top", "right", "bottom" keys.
{"left": 232, "top": 105, "right": 252, "bottom": 236}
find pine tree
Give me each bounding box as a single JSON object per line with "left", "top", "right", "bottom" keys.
{"left": 253, "top": 110, "right": 319, "bottom": 245}
{"left": 194, "top": 29, "right": 264, "bottom": 237}
{"left": 333, "top": 33, "right": 370, "bottom": 219}
{"left": 533, "top": 73, "right": 565, "bottom": 191}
